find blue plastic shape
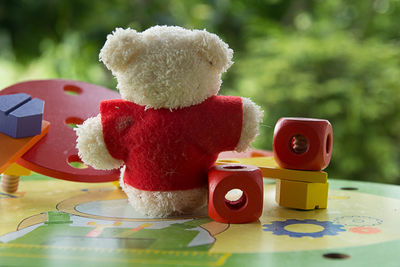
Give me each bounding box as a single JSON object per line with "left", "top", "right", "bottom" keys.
{"left": 0, "top": 93, "right": 44, "bottom": 138}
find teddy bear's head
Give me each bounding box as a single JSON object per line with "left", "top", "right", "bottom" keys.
{"left": 99, "top": 26, "right": 233, "bottom": 109}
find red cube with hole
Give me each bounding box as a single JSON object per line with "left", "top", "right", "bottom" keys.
{"left": 273, "top": 117, "right": 333, "bottom": 171}
{"left": 208, "top": 165, "right": 263, "bottom": 224}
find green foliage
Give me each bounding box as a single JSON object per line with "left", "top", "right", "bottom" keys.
{"left": 233, "top": 33, "right": 400, "bottom": 183}
{"left": 0, "top": 34, "right": 111, "bottom": 88}
{"left": 0, "top": 0, "right": 399, "bottom": 183}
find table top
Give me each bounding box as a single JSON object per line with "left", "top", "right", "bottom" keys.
{"left": 1, "top": 173, "right": 400, "bottom": 267}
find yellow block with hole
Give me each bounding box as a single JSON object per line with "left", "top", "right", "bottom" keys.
{"left": 2, "top": 163, "right": 31, "bottom": 176}
{"left": 275, "top": 179, "right": 329, "bottom": 210}
{"left": 216, "top": 157, "right": 327, "bottom": 183}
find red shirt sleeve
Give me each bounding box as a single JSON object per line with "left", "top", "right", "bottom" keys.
{"left": 186, "top": 95, "right": 243, "bottom": 154}
{"left": 100, "top": 99, "right": 138, "bottom": 161}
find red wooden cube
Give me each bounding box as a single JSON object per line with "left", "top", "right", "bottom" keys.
{"left": 273, "top": 117, "right": 333, "bottom": 171}
{"left": 208, "top": 165, "right": 263, "bottom": 224}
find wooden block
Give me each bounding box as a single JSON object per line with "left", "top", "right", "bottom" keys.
{"left": 3, "top": 163, "right": 31, "bottom": 176}
{"left": 0, "top": 93, "right": 31, "bottom": 113}
{"left": 275, "top": 179, "right": 329, "bottom": 210}
{"left": 0, "top": 120, "right": 50, "bottom": 174}
{"left": 216, "top": 156, "right": 327, "bottom": 183}
{"left": 208, "top": 165, "right": 263, "bottom": 224}
{"left": 273, "top": 117, "right": 333, "bottom": 171}
{"left": 0, "top": 93, "right": 44, "bottom": 138}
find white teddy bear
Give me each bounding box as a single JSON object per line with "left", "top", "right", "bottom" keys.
{"left": 76, "top": 26, "right": 263, "bottom": 217}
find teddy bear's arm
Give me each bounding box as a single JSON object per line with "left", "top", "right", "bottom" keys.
{"left": 75, "top": 114, "right": 124, "bottom": 170}
{"left": 235, "top": 97, "right": 264, "bottom": 152}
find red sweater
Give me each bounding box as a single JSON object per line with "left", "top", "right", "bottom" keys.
{"left": 100, "top": 95, "right": 243, "bottom": 191}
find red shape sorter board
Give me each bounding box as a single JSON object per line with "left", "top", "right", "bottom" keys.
{"left": 0, "top": 80, "right": 121, "bottom": 182}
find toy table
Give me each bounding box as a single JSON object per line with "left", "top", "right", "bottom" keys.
{"left": 1, "top": 173, "right": 400, "bottom": 267}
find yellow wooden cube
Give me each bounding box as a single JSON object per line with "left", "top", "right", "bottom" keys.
{"left": 275, "top": 179, "right": 329, "bottom": 210}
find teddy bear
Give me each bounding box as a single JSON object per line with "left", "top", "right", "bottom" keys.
{"left": 75, "top": 26, "right": 263, "bottom": 217}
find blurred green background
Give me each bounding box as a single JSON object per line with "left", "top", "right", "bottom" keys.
{"left": 0, "top": 0, "right": 399, "bottom": 184}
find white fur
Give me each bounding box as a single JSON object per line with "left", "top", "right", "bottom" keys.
{"left": 119, "top": 167, "right": 207, "bottom": 218}
{"left": 75, "top": 114, "right": 123, "bottom": 170}
{"left": 235, "top": 97, "right": 264, "bottom": 152}
{"left": 99, "top": 26, "right": 233, "bottom": 110}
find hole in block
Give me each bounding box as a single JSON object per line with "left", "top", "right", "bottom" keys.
{"left": 340, "top": 187, "right": 358, "bottom": 191}
{"left": 65, "top": 117, "right": 84, "bottom": 128}
{"left": 223, "top": 165, "right": 246, "bottom": 170}
{"left": 225, "top": 189, "right": 243, "bottom": 201}
{"left": 290, "top": 134, "right": 309, "bottom": 154}
{"left": 323, "top": 253, "right": 350, "bottom": 260}
{"left": 224, "top": 189, "right": 247, "bottom": 210}
{"left": 67, "top": 155, "right": 88, "bottom": 169}
{"left": 64, "top": 85, "right": 83, "bottom": 96}
{"left": 326, "top": 134, "right": 332, "bottom": 154}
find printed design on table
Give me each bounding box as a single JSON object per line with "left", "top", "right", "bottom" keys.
{"left": 0, "top": 211, "right": 230, "bottom": 266}
{"left": 3, "top": 211, "right": 217, "bottom": 250}
{"left": 3, "top": 180, "right": 400, "bottom": 258}
{"left": 262, "top": 219, "right": 346, "bottom": 238}
{"left": 333, "top": 216, "right": 383, "bottom": 227}
{"left": 85, "top": 221, "right": 123, "bottom": 237}
{"left": 0, "top": 192, "right": 18, "bottom": 199}
{"left": 0, "top": 192, "right": 25, "bottom": 199}
{"left": 349, "top": 226, "right": 382, "bottom": 234}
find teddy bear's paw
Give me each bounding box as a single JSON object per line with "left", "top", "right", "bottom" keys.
{"left": 235, "top": 97, "right": 264, "bottom": 152}
{"left": 75, "top": 114, "right": 124, "bottom": 170}
{"left": 121, "top": 182, "right": 208, "bottom": 218}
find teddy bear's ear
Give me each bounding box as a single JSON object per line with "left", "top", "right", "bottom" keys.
{"left": 195, "top": 30, "right": 233, "bottom": 72}
{"left": 99, "top": 28, "right": 143, "bottom": 73}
